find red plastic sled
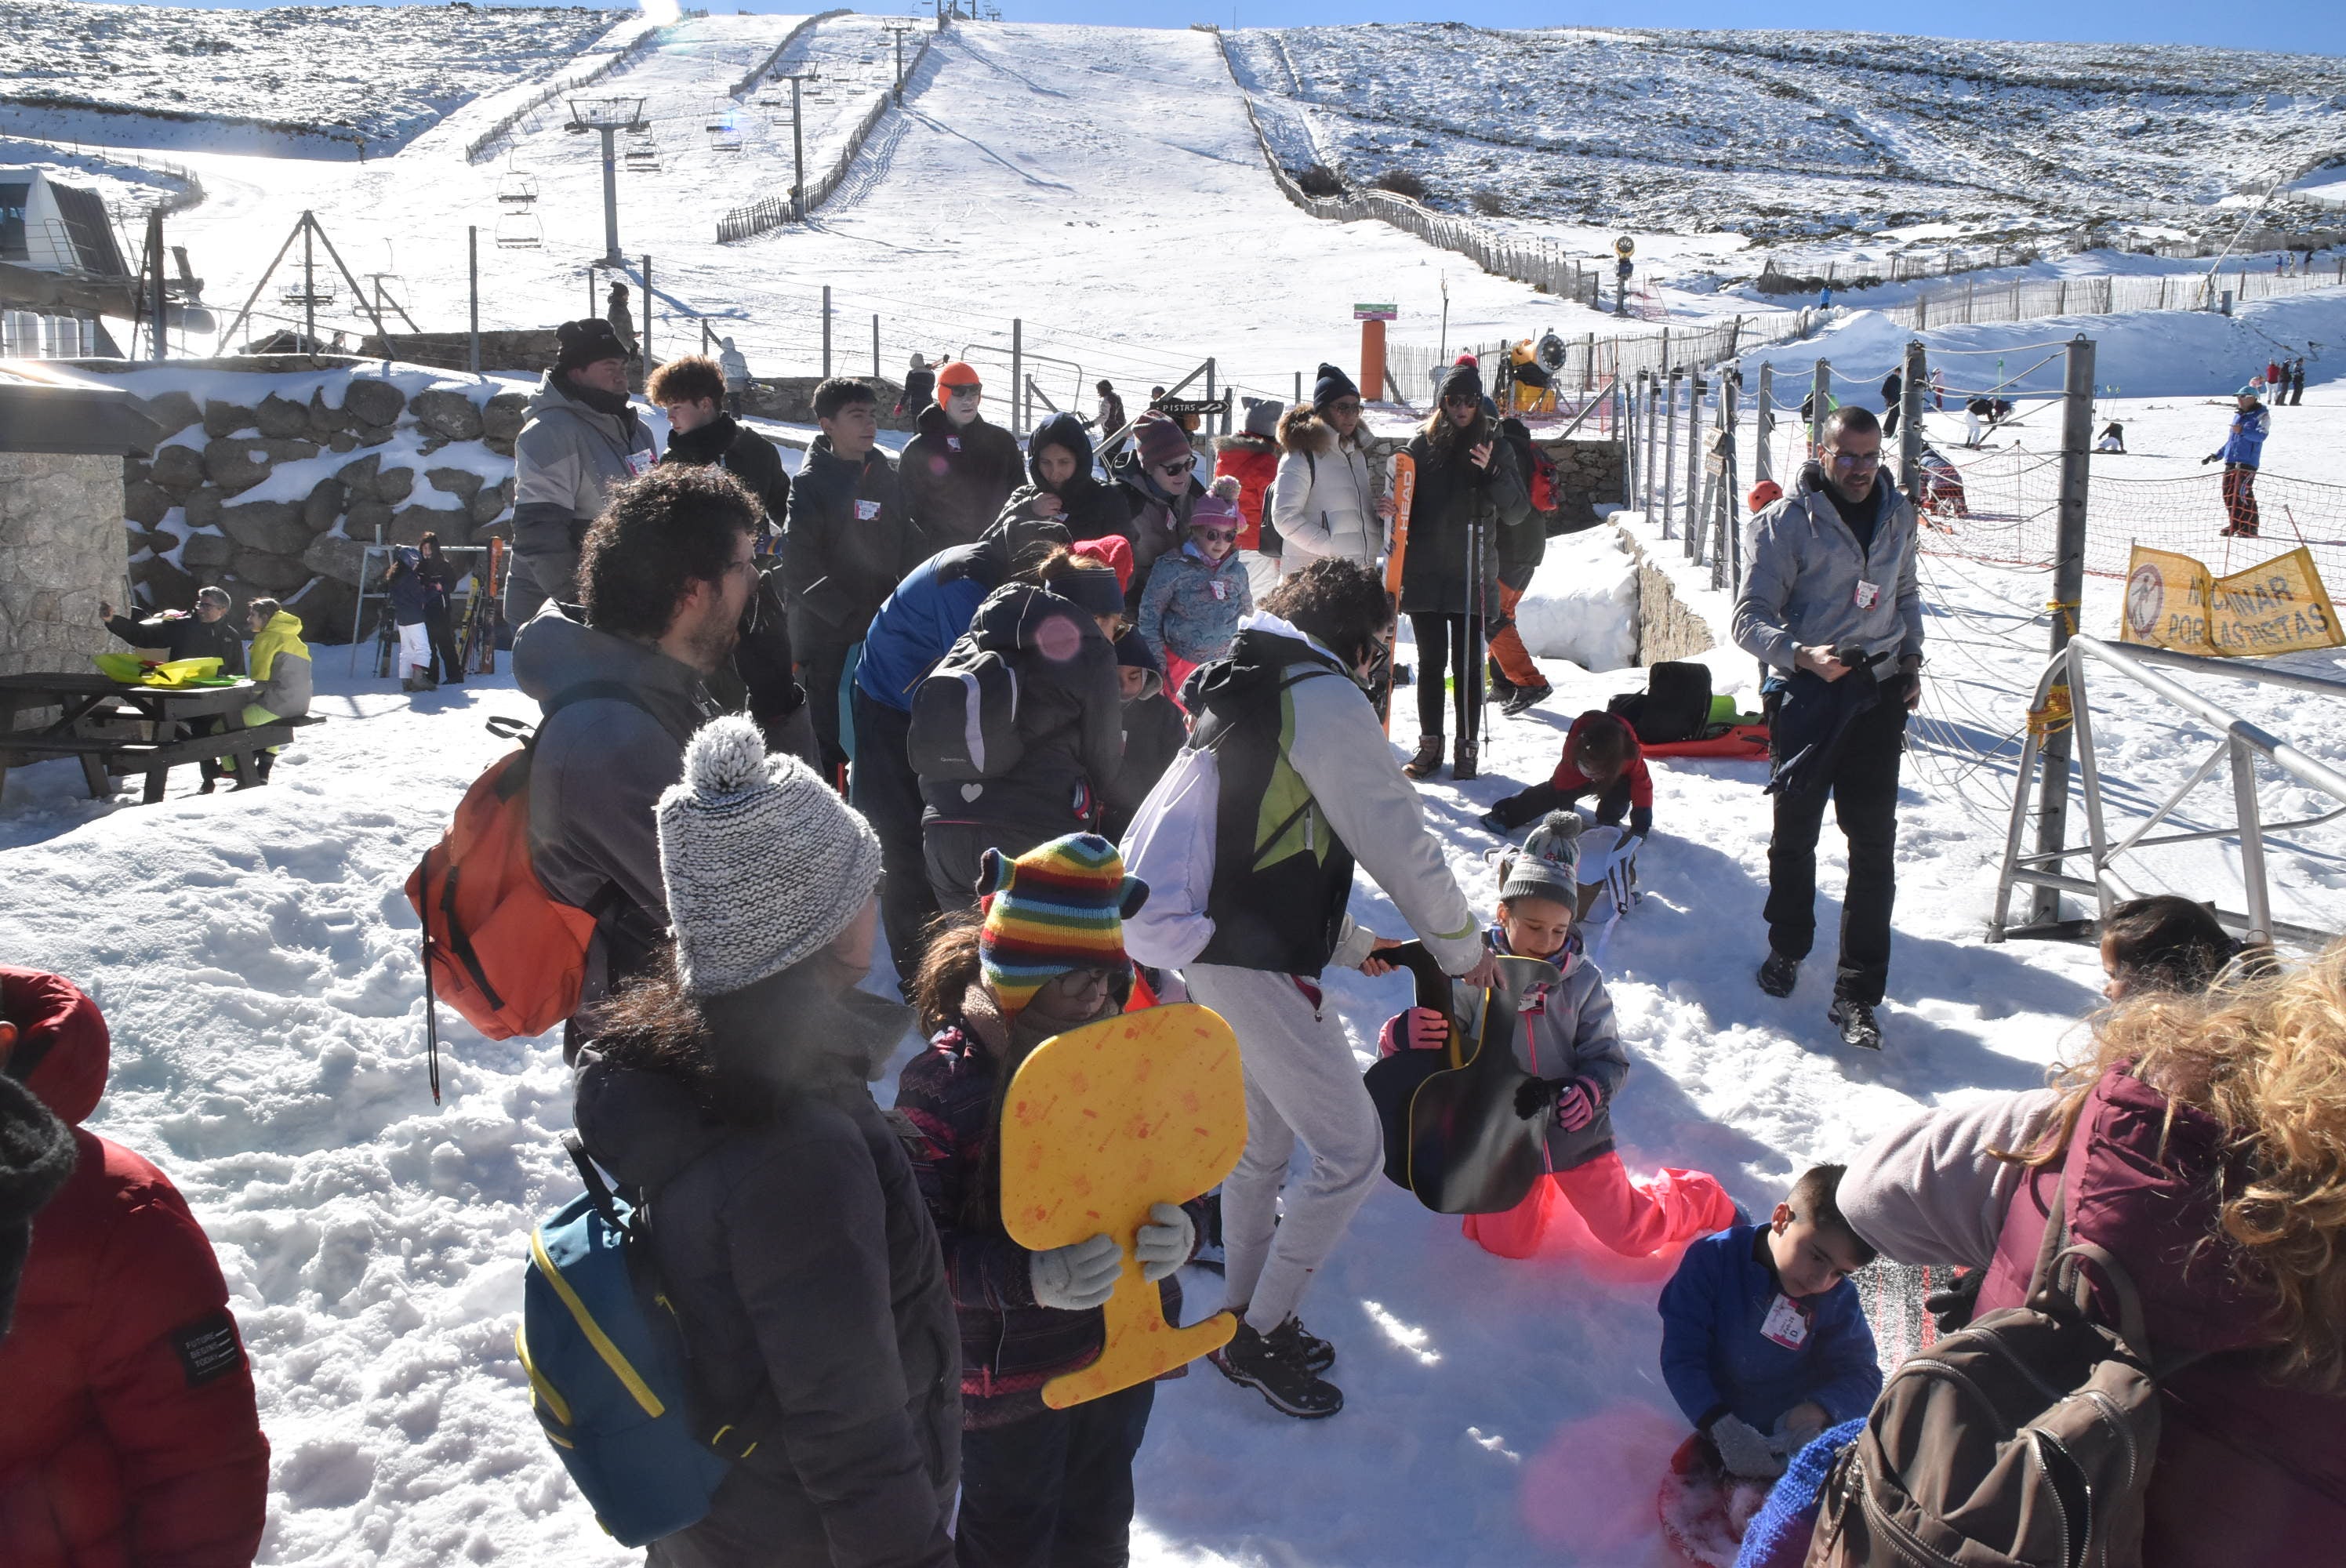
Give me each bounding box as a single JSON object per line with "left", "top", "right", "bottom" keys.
{"left": 1642, "top": 724, "right": 1770, "bottom": 761}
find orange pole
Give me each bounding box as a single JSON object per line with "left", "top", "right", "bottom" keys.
{"left": 1360, "top": 318, "right": 1385, "bottom": 402}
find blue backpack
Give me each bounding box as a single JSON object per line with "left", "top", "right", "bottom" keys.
{"left": 518, "top": 1134, "right": 757, "bottom": 1547}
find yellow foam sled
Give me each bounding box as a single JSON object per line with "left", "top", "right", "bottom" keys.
{"left": 93, "top": 654, "right": 225, "bottom": 687}
{"left": 998, "top": 1001, "right": 1247, "bottom": 1408}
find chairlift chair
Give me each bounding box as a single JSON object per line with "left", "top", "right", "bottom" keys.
{"left": 496, "top": 170, "right": 539, "bottom": 208}
{"left": 495, "top": 212, "right": 543, "bottom": 249}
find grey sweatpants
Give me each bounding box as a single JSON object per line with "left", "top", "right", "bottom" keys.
{"left": 1184, "top": 961, "right": 1382, "bottom": 1335}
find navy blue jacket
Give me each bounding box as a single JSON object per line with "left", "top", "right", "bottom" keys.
{"left": 1657, "top": 1224, "right": 1881, "bottom": 1433}
{"left": 854, "top": 517, "right": 1070, "bottom": 713}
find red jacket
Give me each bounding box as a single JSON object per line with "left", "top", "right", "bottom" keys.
{"left": 1548, "top": 711, "right": 1654, "bottom": 833}
{"left": 0, "top": 968, "right": 269, "bottom": 1568}
{"left": 1977, "top": 1065, "right": 2346, "bottom": 1568}
{"left": 1212, "top": 434, "right": 1279, "bottom": 554}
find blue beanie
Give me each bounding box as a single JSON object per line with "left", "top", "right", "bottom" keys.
{"left": 1312, "top": 362, "right": 1360, "bottom": 409}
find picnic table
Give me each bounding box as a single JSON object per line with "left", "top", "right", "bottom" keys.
{"left": 0, "top": 672, "right": 318, "bottom": 804}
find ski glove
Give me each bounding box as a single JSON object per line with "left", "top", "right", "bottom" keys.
{"left": 1513, "top": 1075, "right": 1603, "bottom": 1126}
{"left": 1709, "top": 1414, "right": 1786, "bottom": 1479}
{"left": 1378, "top": 1005, "right": 1448, "bottom": 1058}
{"left": 1133, "top": 1201, "right": 1195, "bottom": 1283}
{"left": 1030, "top": 1232, "right": 1123, "bottom": 1312}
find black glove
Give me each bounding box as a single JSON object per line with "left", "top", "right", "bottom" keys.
{"left": 2203, "top": 453, "right": 2221, "bottom": 465}
{"left": 1513, "top": 1077, "right": 1558, "bottom": 1121}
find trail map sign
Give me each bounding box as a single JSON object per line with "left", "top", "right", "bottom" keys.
{"left": 1353, "top": 303, "right": 1396, "bottom": 321}
{"left": 1157, "top": 397, "right": 1227, "bottom": 419}
{"left": 2120, "top": 544, "right": 2344, "bottom": 657}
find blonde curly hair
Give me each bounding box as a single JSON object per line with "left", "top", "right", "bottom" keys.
{"left": 2016, "top": 940, "right": 2346, "bottom": 1388}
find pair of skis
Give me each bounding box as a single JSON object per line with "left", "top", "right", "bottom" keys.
{"left": 453, "top": 539, "right": 504, "bottom": 678}
{"left": 1381, "top": 453, "right": 1417, "bottom": 733}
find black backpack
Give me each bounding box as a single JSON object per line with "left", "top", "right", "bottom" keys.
{"left": 907, "top": 642, "right": 1023, "bottom": 782}
{"left": 1607, "top": 660, "right": 1711, "bottom": 745}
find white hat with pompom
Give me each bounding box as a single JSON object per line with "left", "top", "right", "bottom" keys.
{"left": 654, "top": 716, "right": 882, "bottom": 996}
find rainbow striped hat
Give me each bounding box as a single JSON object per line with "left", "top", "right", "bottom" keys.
{"left": 977, "top": 834, "right": 1148, "bottom": 1018}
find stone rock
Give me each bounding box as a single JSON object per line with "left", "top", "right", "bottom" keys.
{"left": 181, "top": 531, "right": 236, "bottom": 571}
{"left": 260, "top": 437, "right": 321, "bottom": 464}
{"left": 374, "top": 466, "right": 415, "bottom": 505}
{"left": 342, "top": 377, "right": 406, "bottom": 429}
{"left": 411, "top": 387, "right": 485, "bottom": 441}
{"left": 303, "top": 477, "right": 347, "bottom": 533}
{"left": 149, "top": 444, "right": 204, "bottom": 493}
{"left": 328, "top": 431, "right": 359, "bottom": 454}
{"left": 416, "top": 434, "right": 450, "bottom": 456}
{"left": 140, "top": 389, "right": 201, "bottom": 436}
{"left": 220, "top": 499, "right": 312, "bottom": 557}
{"left": 483, "top": 436, "right": 516, "bottom": 459}
{"left": 388, "top": 504, "right": 467, "bottom": 548}
{"left": 345, "top": 499, "right": 394, "bottom": 539}
{"left": 467, "top": 486, "right": 507, "bottom": 527}
{"left": 288, "top": 575, "right": 358, "bottom": 644}
{"left": 427, "top": 466, "right": 484, "bottom": 503}
{"left": 123, "top": 456, "right": 152, "bottom": 488}
{"left": 231, "top": 546, "right": 314, "bottom": 594}
{"left": 256, "top": 394, "right": 311, "bottom": 438}
{"left": 307, "top": 389, "right": 350, "bottom": 437}
{"left": 124, "top": 480, "right": 174, "bottom": 528}
{"left": 202, "top": 438, "right": 271, "bottom": 495}
{"left": 134, "top": 552, "right": 198, "bottom": 610}
{"left": 301, "top": 532, "right": 369, "bottom": 586}
{"left": 482, "top": 391, "right": 528, "bottom": 445}
{"left": 336, "top": 454, "right": 381, "bottom": 492}
{"left": 202, "top": 400, "right": 258, "bottom": 439}
{"left": 183, "top": 485, "right": 223, "bottom": 530}
{"left": 350, "top": 422, "right": 394, "bottom": 448}
{"left": 130, "top": 527, "right": 176, "bottom": 558}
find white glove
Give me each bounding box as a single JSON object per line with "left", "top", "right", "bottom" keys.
{"left": 1030, "top": 1232, "right": 1123, "bottom": 1312}
{"left": 1710, "top": 1414, "right": 1786, "bottom": 1479}
{"left": 1774, "top": 1404, "right": 1828, "bottom": 1454}
{"left": 1132, "top": 1201, "right": 1195, "bottom": 1283}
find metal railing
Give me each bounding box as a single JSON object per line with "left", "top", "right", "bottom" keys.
{"left": 1990, "top": 635, "right": 2346, "bottom": 949}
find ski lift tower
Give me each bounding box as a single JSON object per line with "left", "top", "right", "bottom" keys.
{"left": 566, "top": 96, "right": 648, "bottom": 265}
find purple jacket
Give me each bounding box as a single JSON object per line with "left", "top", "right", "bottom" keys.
{"left": 1976, "top": 1065, "right": 2346, "bottom": 1568}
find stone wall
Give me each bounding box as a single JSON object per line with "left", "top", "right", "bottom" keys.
{"left": 357, "top": 329, "right": 562, "bottom": 375}
{"left": 0, "top": 451, "right": 129, "bottom": 678}
{"left": 739, "top": 375, "right": 917, "bottom": 433}
{"left": 1613, "top": 513, "right": 1727, "bottom": 666}
{"left": 91, "top": 361, "right": 524, "bottom": 644}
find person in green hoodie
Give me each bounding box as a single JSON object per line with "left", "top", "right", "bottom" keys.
{"left": 221, "top": 597, "right": 311, "bottom": 790}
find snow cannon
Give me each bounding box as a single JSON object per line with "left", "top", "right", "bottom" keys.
{"left": 1361, "top": 943, "right": 1552, "bottom": 1215}
{"left": 998, "top": 1002, "right": 1247, "bottom": 1407}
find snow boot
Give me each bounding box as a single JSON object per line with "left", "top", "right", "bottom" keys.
{"left": 1502, "top": 681, "right": 1553, "bottom": 717}
{"left": 1403, "top": 735, "right": 1444, "bottom": 779}
{"left": 1756, "top": 950, "right": 1799, "bottom": 998}
{"left": 1211, "top": 1320, "right": 1343, "bottom": 1418}
{"left": 1452, "top": 739, "right": 1478, "bottom": 781}
{"left": 1476, "top": 808, "right": 1512, "bottom": 835}
{"left": 254, "top": 752, "right": 276, "bottom": 785}
{"left": 198, "top": 758, "right": 220, "bottom": 796}
{"left": 1267, "top": 1316, "right": 1336, "bottom": 1375}
{"left": 1828, "top": 996, "right": 1883, "bottom": 1051}
{"left": 400, "top": 675, "right": 416, "bottom": 692}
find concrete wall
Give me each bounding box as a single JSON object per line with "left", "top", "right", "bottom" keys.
{"left": 0, "top": 450, "right": 128, "bottom": 677}
{"left": 1611, "top": 510, "right": 1735, "bottom": 666}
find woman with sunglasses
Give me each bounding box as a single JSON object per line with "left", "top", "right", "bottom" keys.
{"left": 1110, "top": 411, "right": 1208, "bottom": 608}
{"left": 1271, "top": 363, "right": 1393, "bottom": 576}
{"left": 1136, "top": 474, "right": 1254, "bottom": 703}
{"left": 1396, "top": 358, "right": 1531, "bottom": 782}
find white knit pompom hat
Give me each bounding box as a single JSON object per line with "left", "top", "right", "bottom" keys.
{"left": 656, "top": 716, "right": 883, "bottom": 996}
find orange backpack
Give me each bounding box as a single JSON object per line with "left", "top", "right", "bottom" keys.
{"left": 406, "top": 684, "right": 656, "bottom": 1100}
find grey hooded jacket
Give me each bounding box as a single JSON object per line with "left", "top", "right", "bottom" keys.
{"left": 1731, "top": 462, "right": 1924, "bottom": 673}
{"left": 512, "top": 604, "right": 715, "bottom": 1009}
{"left": 574, "top": 963, "right": 958, "bottom": 1568}
{"left": 510, "top": 372, "right": 657, "bottom": 601}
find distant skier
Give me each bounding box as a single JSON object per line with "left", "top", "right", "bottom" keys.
{"left": 1963, "top": 395, "right": 1992, "bottom": 448}
{"left": 2095, "top": 419, "right": 2126, "bottom": 454}
{"left": 2266, "top": 357, "right": 2282, "bottom": 394}
{"left": 605, "top": 281, "right": 638, "bottom": 359}
{"left": 1929, "top": 366, "right": 1945, "bottom": 412}
{"left": 2205, "top": 388, "right": 2269, "bottom": 539}
{"left": 1879, "top": 369, "right": 1903, "bottom": 439}
{"left": 1095, "top": 379, "right": 1128, "bottom": 465}
{"left": 896, "top": 350, "right": 934, "bottom": 418}
{"left": 717, "top": 335, "right": 751, "bottom": 415}
{"left": 2291, "top": 357, "right": 2308, "bottom": 406}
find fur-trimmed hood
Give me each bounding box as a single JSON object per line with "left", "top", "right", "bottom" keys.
{"left": 1278, "top": 404, "right": 1341, "bottom": 458}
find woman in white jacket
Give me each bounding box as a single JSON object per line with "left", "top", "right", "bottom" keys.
{"left": 1271, "top": 363, "right": 1393, "bottom": 573}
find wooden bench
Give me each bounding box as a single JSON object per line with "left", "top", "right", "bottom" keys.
{"left": 0, "top": 673, "right": 326, "bottom": 805}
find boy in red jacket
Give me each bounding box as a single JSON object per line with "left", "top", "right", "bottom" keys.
{"left": 0, "top": 967, "right": 269, "bottom": 1567}
{"left": 1480, "top": 710, "right": 1652, "bottom": 959}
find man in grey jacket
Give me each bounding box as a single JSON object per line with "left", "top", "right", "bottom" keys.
{"left": 1126, "top": 561, "right": 1498, "bottom": 1417}
{"left": 507, "top": 318, "right": 659, "bottom": 624}
{"left": 513, "top": 466, "right": 750, "bottom": 1040}
{"left": 1731, "top": 406, "right": 1924, "bottom": 1051}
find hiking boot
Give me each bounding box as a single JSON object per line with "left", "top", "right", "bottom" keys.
{"left": 1452, "top": 739, "right": 1478, "bottom": 781}
{"left": 1403, "top": 735, "right": 1444, "bottom": 779}
{"left": 1829, "top": 997, "right": 1883, "bottom": 1051}
{"left": 1476, "top": 808, "right": 1512, "bottom": 835}
{"left": 255, "top": 752, "right": 276, "bottom": 785}
{"left": 1756, "top": 950, "right": 1799, "bottom": 998}
{"left": 1266, "top": 1316, "right": 1336, "bottom": 1375}
{"left": 1211, "top": 1320, "right": 1343, "bottom": 1418}
{"left": 1501, "top": 681, "right": 1552, "bottom": 717}
{"left": 400, "top": 675, "right": 416, "bottom": 692}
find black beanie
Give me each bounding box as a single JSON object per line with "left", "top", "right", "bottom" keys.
{"left": 557, "top": 318, "right": 627, "bottom": 373}
{"left": 1312, "top": 362, "right": 1360, "bottom": 408}
{"left": 1440, "top": 358, "right": 1484, "bottom": 407}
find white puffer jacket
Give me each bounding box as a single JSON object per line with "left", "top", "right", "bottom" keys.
{"left": 1270, "top": 407, "right": 1382, "bottom": 570}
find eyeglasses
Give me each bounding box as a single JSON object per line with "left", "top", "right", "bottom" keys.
{"left": 1193, "top": 526, "right": 1237, "bottom": 542}
{"left": 1328, "top": 398, "right": 1363, "bottom": 416}
{"left": 1155, "top": 458, "right": 1195, "bottom": 477}
{"left": 1824, "top": 447, "right": 1883, "bottom": 470}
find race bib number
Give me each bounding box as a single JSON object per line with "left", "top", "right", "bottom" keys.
{"left": 1760, "top": 1292, "right": 1812, "bottom": 1349}
{"left": 855, "top": 499, "right": 882, "bottom": 521}
{"left": 1853, "top": 579, "right": 1880, "bottom": 611}
{"left": 946, "top": 436, "right": 963, "bottom": 453}
{"left": 1211, "top": 579, "right": 1228, "bottom": 600}
{"left": 626, "top": 450, "right": 658, "bottom": 477}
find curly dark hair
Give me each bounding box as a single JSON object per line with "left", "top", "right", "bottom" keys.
{"left": 1260, "top": 557, "right": 1395, "bottom": 670}
{"left": 579, "top": 466, "right": 757, "bottom": 641}
{"left": 645, "top": 355, "right": 726, "bottom": 408}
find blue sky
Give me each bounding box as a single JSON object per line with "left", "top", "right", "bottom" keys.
{"left": 102, "top": 0, "right": 2346, "bottom": 57}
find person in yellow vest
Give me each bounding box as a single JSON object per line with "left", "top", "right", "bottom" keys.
{"left": 221, "top": 598, "right": 312, "bottom": 790}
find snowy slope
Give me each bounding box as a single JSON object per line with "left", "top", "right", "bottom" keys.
{"left": 1227, "top": 24, "right": 2346, "bottom": 247}
{"left": 0, "top": 1, "right": 625, "bottom": 150}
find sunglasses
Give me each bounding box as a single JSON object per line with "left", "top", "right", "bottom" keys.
{"left": 1193, "top": 526, "right": 1237, "bottom": 542}
{"left": 946, "top": 383, "right": 982, "bottom": 397}
{"left": 1155, "top": 458, "right": 1195, "bottom": 476}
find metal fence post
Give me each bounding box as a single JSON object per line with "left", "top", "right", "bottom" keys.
{"left": 1809, "top": 359, "right": 1831, "bottom": 458}
{"left": 1683, "top": 374, "right": 1706, "bottom": 559}
{"left": 2231, "top": 735, "right": 2275, "bottom": 946}
{"left": 1661, "top": 369, "right": 1681, "bottom": 539}
{"left": 1011, "top": 318, "right": 1023, "bottom": 437}
{"left": 821, "top": 284, "right": 832, "bottom": 379}
{"left": 641, "top": 254, "right": 652, "bottom": 366}
{"left": 2028, "top": 335, "right": 2098, "bottom": 926}
{"left": 467, "top": 225, "right": 480, "bottom": 375}
{"left": 872, "top": 314, "right": 880, "bottom": 377}
{"left": 1722, "top": 372, "right": 1743, "bottom": 592}
{"left": 1643, "top": 370, "right": 1659, "bottom": 517}
{"left": 1755, "top": 362, "right": 1774, "bottom": 485}
{"left": 1899, "top": 339, "right": 1927, "bottom": 504}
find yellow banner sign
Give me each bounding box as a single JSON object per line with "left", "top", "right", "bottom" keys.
{"left": 2120, "top": 544, "right": 2345, "bottom": 657}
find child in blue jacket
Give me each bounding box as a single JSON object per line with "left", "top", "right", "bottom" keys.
{"left": 1137, "top": 474, "right": 1251, "bottom": 699}
{"left": 1658, "top": 1163, "right": 1883, "bottom": 1479}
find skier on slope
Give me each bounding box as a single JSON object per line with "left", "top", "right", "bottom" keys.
{"left": 2206, "top": 387, "right": 2270, "bottom": 538}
